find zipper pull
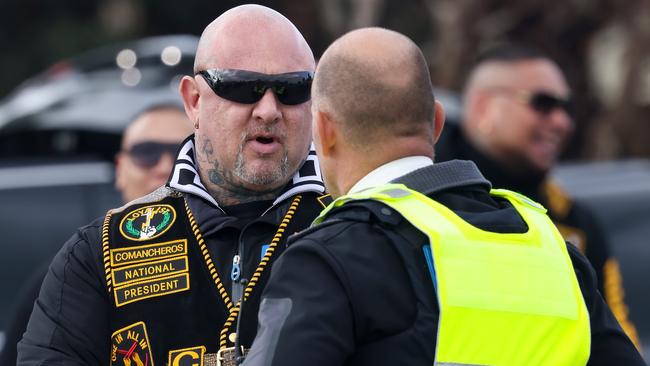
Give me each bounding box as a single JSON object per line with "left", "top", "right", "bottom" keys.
{"left": 231, "top": 254, "right": 241, "bottom": 282}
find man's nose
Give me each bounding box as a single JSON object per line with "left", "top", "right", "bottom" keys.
{"left": 548, "top": 107, "right": 574, "bottom": 135}
{"left": 252, "top": 89, "right": 282, "bottom": 124}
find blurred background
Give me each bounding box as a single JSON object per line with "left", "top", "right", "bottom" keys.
{"left": 2, "top": 0, "right": 650, "bottom": 159}
{"left": 0, "top": 0, "right": 649, "bottom": 357}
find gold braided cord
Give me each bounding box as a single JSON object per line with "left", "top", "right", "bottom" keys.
{"left": 219, "top": 303, "right": 241, "bottom": 349}
{"left": 218, "top": 195, "right": 302, "bottom": 348}
{"left": 184, "top": 200, "right": 235, "bottom": 310}
{"left": 101, "top": 212, "right": 113, "bottom": 294}
{"left": 243, "top": 196, "right": 301, "bottom": 301}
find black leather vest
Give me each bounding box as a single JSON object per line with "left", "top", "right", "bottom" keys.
{"left": 103, "top": 188, "right": 329, "bottom": 366}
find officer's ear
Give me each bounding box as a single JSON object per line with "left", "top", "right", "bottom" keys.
{"left": 313, "top": 109, "right": 338, "bottom": 158}
{"left": 432, "top": 100, "right": 446, "bottom": 144}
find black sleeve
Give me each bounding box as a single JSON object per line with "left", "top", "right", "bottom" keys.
{"left": 567, "top": 243, "right": 645, "bottom": 365}
{"left": 17, "top": 221, "right": 111, "bottom": 366}
{"left": 0, "top": 264, "right": 48, "bottom": 366}
{"left": 243, "top": 237, "right": 356, "bottom": 366}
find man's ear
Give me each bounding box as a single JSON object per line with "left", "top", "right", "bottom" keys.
{"left": 463, "top": 91, "right": 493, "bottom": 137}
{"left": 432, "top": 100, "right": 446, "bottom": 144}
{"left": 313, "top": 110, "right": 338, "bottom": 158}
{"left": 179, "top": 75, "right": 200, "bottom": 128}
{"left": 114, "top": 152, "right": 126, "bottom": 191}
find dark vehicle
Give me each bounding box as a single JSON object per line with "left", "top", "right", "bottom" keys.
{"left": 0, "top": 35, "right": 197, "bottom": 353}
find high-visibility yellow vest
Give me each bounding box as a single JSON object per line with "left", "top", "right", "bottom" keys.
{"left": 315, "top": 184, "right": 590, "bottom": 366}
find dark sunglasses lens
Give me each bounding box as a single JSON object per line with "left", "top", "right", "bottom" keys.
{"left": 128, "top": 142, "right": 178, "bottom": 168}
{"left": 217, "top": 80, "right": 311, "bottom": 105}
{"left": 201, "top": 70, "right": 312, "bottom": 105}
{"left": 215, "top": 80, "right": 265, "bottom": 104}
{"left": 273, "top": 81, "right": 311, "bottom": 105}
{"left": 530, "top": 93, "right": 571, "bottom": 115}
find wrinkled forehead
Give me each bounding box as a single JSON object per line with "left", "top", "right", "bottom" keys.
{"left": 200, "top": 22, "right": 314, "bottom": 74}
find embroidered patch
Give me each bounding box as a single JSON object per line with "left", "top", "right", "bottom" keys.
{"left": 111, "top": 239, "right": 187, "bottom": 267}
{"left": 114, "top": 273, "right": 190, "bottom": 307}
{"left": 112, "top": 256, "right": 188, "bottom": 287}
{"left": 119, "top": 204, "right": 177, "bottom": 241}
{"left": 110, "top": 321, "right": 154, "bottom": 366}
{"left": 168, "top": 346, "right": 206, "bottom": 366}
{"left": 317, "top": 194, "right": 333, "bottom": 208}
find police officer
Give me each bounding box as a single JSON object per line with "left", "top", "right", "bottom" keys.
{"left": 243, "top": 28, "right": 644, "bottom": 365}
{"left": 18, "top": 5, "right": 328, "bottom": 366}
{"left": 434, "top": 43, "right": 640, "bottom": 347}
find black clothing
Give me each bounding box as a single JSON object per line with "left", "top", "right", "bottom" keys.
{"left": 435, "top": 122, "right": 639, "bottom": 344}
{"left": 244, "top": 161, "right": 644, "bottom": 366}
{"left": 17, "top": 136, "right": 328, "bottom": 366}
{"left": 0, "top": 265, "right": 47, "bottom": 366}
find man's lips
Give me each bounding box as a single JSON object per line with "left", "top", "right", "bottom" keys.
{"left": 246, "top": 134, "right": 283, "bottom": 155}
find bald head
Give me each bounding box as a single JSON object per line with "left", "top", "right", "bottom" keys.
{"left": 122, "top": 105, "right": 192, "bottom": 147}
{"left": 117, "top": 105, "right": 193, "bottom": 203}
{"left": 313, "top": 27, "right": 435, "bottom": 148}
{"left": 194, "top": 4, "right": 314, "bottom": 72}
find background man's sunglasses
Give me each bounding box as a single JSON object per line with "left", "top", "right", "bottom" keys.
{"left": 125, "top": 141, "right": 180, "bottom": 169}
{"left": 196, "top": 69, "right": 313, "bottom": 105}
{"left": 514, "top": 90, "right": 574, "bottom": 116}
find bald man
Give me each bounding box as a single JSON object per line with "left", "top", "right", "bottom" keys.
{"left": 116, "top": 105, "right": 194, "bottom": 202}
{"left": 18, "top": 5, "right": 329, "bottom": 366}
{"left": 243, "top": 28, "right": 644, "bottom": 366}
{"left": 435, "top": 44, "right": 640, "bottom": 348}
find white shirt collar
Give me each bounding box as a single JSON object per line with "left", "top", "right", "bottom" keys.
{"left": 348, "top": 156, "right": 434, "bottom": 194}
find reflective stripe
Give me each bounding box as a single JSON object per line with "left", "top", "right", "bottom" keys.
{"left": 317, "top": 184, "right": 590, "bottom": 366}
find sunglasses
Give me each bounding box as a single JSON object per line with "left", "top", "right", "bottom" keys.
{"left": 513, "top": 90, "right": 574, "bottom": 116}
{"left": 196, "top": 69, "right": 313, "bottom": 105}
{"left": 124, "top": 141, "right": 180, "bottom": 169}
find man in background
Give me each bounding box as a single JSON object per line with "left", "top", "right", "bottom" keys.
{"left": 115, "top": 104, "right": 194, "bottom": 202}
{"left": 435, "top": 44, "right": 640, "bottom": 347}
{"left": 0, "top": 104, "right": 192, "bottom": 366}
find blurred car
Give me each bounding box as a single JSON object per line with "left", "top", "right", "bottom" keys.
{"left": 0, "top": 34, "right": 197, "bottom": 352}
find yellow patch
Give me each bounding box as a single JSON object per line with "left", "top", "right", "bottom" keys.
{"left": 168, "top": 346, "right": 206, "bottom": 366}
{"left": 111, "top": 239, "right": 187, "bottom": 267}
{"left": 112, "top": 256, "right": 188, "bottom": 287}
{"left": 114, "top": 273, "right": 190, "bottom": 307}
{"left": 555, "top": 223, "right": 586, "bottom": 253}
{"left": 119, "top": 204, "right": 177, "bottom": 241}
{"left": 110, "top": 321, "right": 154, "bottom": 366}
{"left": 317, "top": 194, "right": 333, "bottom": 209}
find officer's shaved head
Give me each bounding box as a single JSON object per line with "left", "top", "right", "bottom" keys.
{"left": 312, "top": 27, "right": 435, "bottom": 148}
